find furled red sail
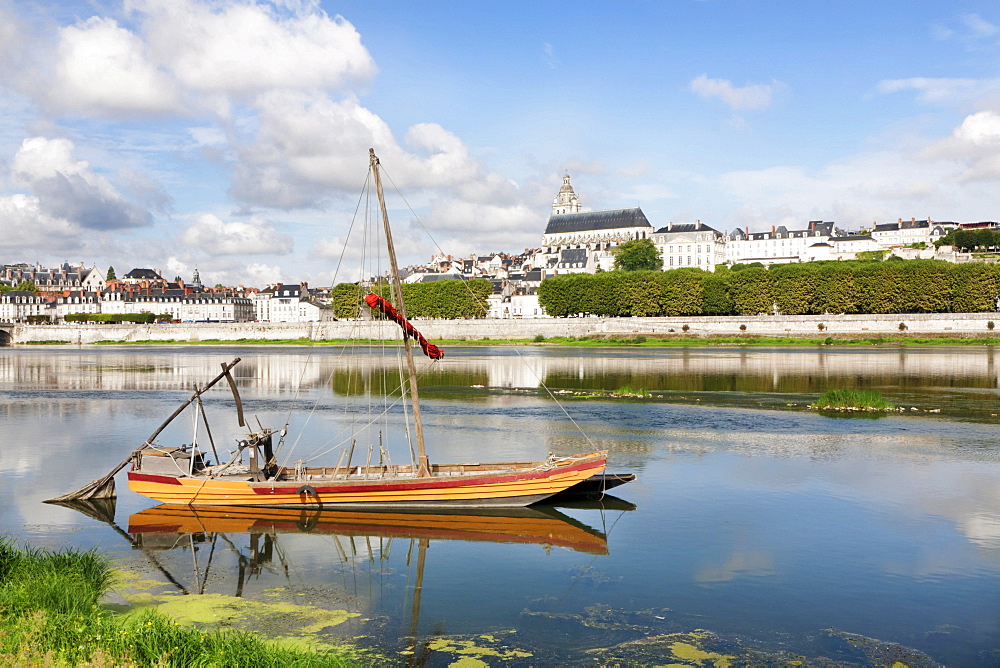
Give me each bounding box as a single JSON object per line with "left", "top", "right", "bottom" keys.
{"left": 364, "top": 293, "right": 444, "bottom": 360}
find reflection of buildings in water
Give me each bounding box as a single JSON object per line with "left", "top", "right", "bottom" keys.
{"left": 4, "top": 347, "right": 1000, "bottom": 396}
{"left": 0, "top": 352, "right": 331, "bottom": 394}
{"left": 477, "top": 356, "right": 550, "bottom": 389}
{"left": 437, "top": 349, "right": 1000, "bottom": 392}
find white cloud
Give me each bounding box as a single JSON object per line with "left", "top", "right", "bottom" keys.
{"left": 133, "top": 0, "right": 376, "bottom": 96}
{"left": 876, "top": 77, "right": 993, "bottom": 105}
{"left": 923, "top": 111, "right": 1000, "bottom": 182}
{"left": 719, "top": 151, "right": 948, "bottom": 230}
{"left": 543, "top": 42, "right": 557, "bottom": 70}
{"left": 180, "top": 213, "right": 294, "bottom": 255}
{"left": 960, "top": 13, "right": 999, "bottom": 39}
{"left": 0, "top": 194, "right": 79, "bottom": 251}
{"left": 11, "top": 136, "right": 152, "bottom": 229}
{"left": 5, "top": 0, "right": 375, "bottom": 118}
{"left": 952, "top": 110, "right": 1000, "bottom": 145}
{"left": 48, "top": 17, "right": 181, "bottom": 116}
{"left": 244, "top": 262, "right": 284, "bottom": 285}
{"left": 689, "top": 74, "right": 783, "bottom": 111}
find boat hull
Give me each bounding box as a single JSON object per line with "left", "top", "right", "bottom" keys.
{"left": 128, "top": 451, "right": 607, "bottom": 508}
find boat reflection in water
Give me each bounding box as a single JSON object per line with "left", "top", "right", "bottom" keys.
{"left": 126, "top": 499, "right": 630, "bottom": 596}
{"left": 127, "top": 502, "right": 619, "bottom": 558}
{"left": 124, "top": 499, "right": 631, "bottom": 661}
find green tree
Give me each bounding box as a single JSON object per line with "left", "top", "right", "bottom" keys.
{"left": 701, "top": 269, "right": 734, "bottom": 315}
{"left": 106, "top": 266, "right": 116, "bottom": 281}
{"left": 731, "top": 266, "right": 773, "bottom": 315}
{"left": 771, "top": 264, "right": 819, "bottom": 315}
{"left": 538, "top": 273, "right": 595, "bottom": 317}
{"left": 660, "top": 268, "right": 705, "bottom": 316}
{"left": 15, "top": 280, "right": 37, "bottom": 293}
{"left": 617, "top": 271, "right": 663, "bottom": 316}
{"left": 857, "top": 261, "right": 906, "bottom": 313}
{"left": 813, "top": 262, "right": 860, "bottom": 314}
{"left": 613, "top": 239, "right": 662, "bottom": 271}
{"left": 949, "top": 263, "right": 1000, "bottom": 313}
{"left": 588, "top": 272, "right": 620, "bottom": 316}
{"left": 902, "top": 260, "right": 951, "bottom": 313}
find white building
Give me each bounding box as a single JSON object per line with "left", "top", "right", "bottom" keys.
{"left": 0, "top": 262, "right": 104, "bottom": 293}
{"left": 537, "top": 174, "right": 654, "bottom": 273}
{"left": 871, "top": 218, "right": 936, "bottom": 248}
{"left": 256, "top": 283, "right": 333, "bottom": 322}
{"left": 55, "top": 291, "right": 101, "bottom": 319}
{"left": 0, "top": 291, "right": 48, "bottom": 322}
{"left": 101, "top": 290, "right": 254, "bottom": 322}
{"left": 726, "top": 221, "right": 843, "bottom": 265}
{"left": 487, "top": 293, "right": 547, "bottom": 319}
{"left": 651, "top": 221, "right": 725, "bottom": 271}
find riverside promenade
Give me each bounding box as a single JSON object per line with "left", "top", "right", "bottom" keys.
{"left": 5, "top": 312, "right": 1000, "bottom": 345}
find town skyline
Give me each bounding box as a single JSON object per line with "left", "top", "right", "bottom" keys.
{"left": 2, "top": 2, "right": 1000, "bottom": 288}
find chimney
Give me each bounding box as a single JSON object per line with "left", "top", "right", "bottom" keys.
{"left": 771, "top": 225, "right": 775, "bottom": 235}
{"left": 898, "top": 218, "right": 902, "bottom": 224}
{"left": 696, "top": 219, "right": 702, "bottom": 229}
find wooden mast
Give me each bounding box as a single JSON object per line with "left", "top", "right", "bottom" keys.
{"left": 370, "top": 149, "right": 431, "bottom": 477}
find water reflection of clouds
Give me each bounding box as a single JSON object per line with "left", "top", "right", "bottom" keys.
{"left": 694, "top": 549, "right": 776, "bottom": 583}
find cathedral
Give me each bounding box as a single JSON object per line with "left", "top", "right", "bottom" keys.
{"left": 538, "top": 174, "right": 653, "bottom": 273}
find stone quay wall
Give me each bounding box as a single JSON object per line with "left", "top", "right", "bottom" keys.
{"left": 7, "top": 312, "right": 1000, "bottom": 345}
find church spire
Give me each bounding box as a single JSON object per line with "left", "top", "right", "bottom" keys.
{"left": 552, "top": 173, "right": 581, "bottom": 215}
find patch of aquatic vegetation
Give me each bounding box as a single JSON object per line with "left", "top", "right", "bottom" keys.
{"left": 126, "top": 591, "right": 362, "bottom": 652}
{"left": 520, "top": 601, "right": 944, "bottom": 666}
{"left": 814, "top": 388, "right": 893, "bottom": 411}
{"left": 587, "top": 627, "right": 944, "bottom": 667}
{"left": 403, "top": 631, "right": 533, "bottom": 666}
{"left": 807, "top": 388, "right": 943, "bottom": 414}
{"left": 587, "top": 629, "right": 821, "bottom": 666}
{"left": 551, "top": 387, "right": 655, "bottom": 400}
{"left": 522, "top": 603, "right": 670, "bottom": 633}
{"left": 565, "top": 565, "right": 622, "bottom": 588}
{"left": 821, "top": 628, "right": 939, "bottom": 668}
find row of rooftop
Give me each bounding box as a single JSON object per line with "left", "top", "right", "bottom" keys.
{"left": 3, "top": 174, "right": 997, "bottom": 322}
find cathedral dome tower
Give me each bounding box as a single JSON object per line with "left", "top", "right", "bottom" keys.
{"left": 552, "top": 173, "right": 581, "bottom": 215}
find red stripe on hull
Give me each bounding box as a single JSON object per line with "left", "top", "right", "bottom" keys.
{"left": 249, "top": 458, "right": 601, "bottom": 495}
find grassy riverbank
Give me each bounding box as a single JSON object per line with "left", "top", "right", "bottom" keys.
{"left": 0, "top": 537, "right": 356, "bottom": 667}
{"left": 60, "top": 333, "right": 1000, "bottom": 347}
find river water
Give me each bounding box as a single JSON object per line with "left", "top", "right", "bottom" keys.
{"left": 1, "top": 345, "right": 999, "bottom": 666}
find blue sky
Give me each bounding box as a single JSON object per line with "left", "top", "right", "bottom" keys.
{"left": 2, "top": 1, "right": 1000, "bottom": 287}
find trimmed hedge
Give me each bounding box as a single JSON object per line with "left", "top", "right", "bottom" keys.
{"left": 332, "top": 279, "right": 492, "bottom": 320}
{"left": 64, "top": 312, "right": 172, "bottom": 323}
{"left": 537, "top": 260, "right": 1000, "bottom": 316}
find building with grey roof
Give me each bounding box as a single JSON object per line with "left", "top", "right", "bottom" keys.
{"left": 726, "top": 221, "right": 846, "bottom": 265}
{"left": 538, "top": 174, "right": 653, "bottom": 273}
{"left": 651, "top": 220, "right": 725, "bottom": 271}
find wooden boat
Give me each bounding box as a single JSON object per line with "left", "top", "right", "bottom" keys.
{"left": 127, "top": 503, "right": 611, "bottom": 555}
{"left": 126, "top": 443, "right": 607, "bottom": 508}
{"left": 48, "top": 149, "right": 617, "bottom": 509}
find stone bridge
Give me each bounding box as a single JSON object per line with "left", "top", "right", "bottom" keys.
{"left": 0, "top": 324, "right": 12, "bottom": 346}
